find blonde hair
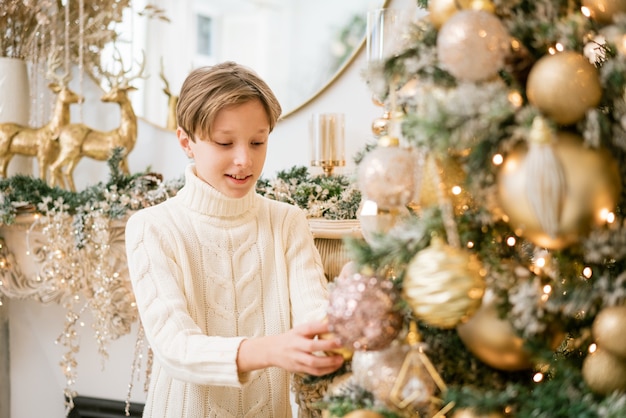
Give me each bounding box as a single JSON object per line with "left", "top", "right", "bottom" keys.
{"left": 176, "top": 61, "right": 282, "bottom": 141}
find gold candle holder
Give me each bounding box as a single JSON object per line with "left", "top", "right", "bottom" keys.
{"left": 309, "top": 113, "right": 346, "bottom": 177}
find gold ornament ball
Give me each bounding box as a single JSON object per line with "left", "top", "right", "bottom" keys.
{"left": 437, "top": 10, "right": 511, "bottom": 82}
{"left": 428, "top": 0, "right": 470, "bottom": 29}
{"left": 526, "top": 51, "right": 602, "bottom": 125}
{"left": 582, "top": 347, "right": 626, "bottom": 395}
{"left": 358, "top": 145, "right": 416, "bottom": 209}
{"left": 343, "top": 410, "right": 385, "bottom": 418}
{"left": 497, "top": 130, "right": 621, "bottom": 249}
{"left": 592, "top": 306, "right": 626, "bottom": 359}
{"left": 452, "top": 408, "right": 505, "bottom": 418}
{"left": 457, "top": 290, "right": 533, "bottom": 371}
{"left": 582, "top": 0, "right": 626, "bottom": 25}
{"left": 371, "top": 115, "right": 390, "bottom": 137}
{"left": 403, "top": 237, "right": 485, "bottom": 329}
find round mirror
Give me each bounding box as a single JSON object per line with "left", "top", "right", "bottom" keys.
{"left": 107, "top": 0, "right": 389, "bottom": 130}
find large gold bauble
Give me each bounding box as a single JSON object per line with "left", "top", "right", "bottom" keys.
{"left": 403, "top": 238, "right": 485, "bottom": 329}
{"left": 592, "top": 306, "right": 626, "bottom": 359}
{"left": 457, "top": 290, "right": 533, "bottom": 371}
{"left": 582, "top": 0, "right": 626, "bottom": 25}
{"left": 497, "top": 131, "right": 621, "bottom": 249}
{"left": 582, "top": 347, "right": 626, "bottom": 395}
{"left": 526, "top": 51, "right": 602, "bottom": 125}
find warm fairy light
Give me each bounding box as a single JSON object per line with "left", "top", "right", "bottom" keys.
{"left": 599, "top": 208, "right": 615, "bottom": 223}
{"left": 555, "top": 43, "right": 564, "bottom": 52}
{"left": 543, "top": 284, "right": 552, "bottom": 294}
{"left": 533, "top": 372, "right": 544, "bottom": 383}
{"left": 535, "top": 257, "right": 546, "bottom": 268}
{"left": 583, "top": 267, "right": 593, "bottom": 279}
{"left": 589, "top": 343, "right": 597, "bottom": 353}
{"left": 467, "top": 241, "right": 475, "bottom": 249}
{"left": 506, "top": 236, "right": 516, "bottom": 246}
{"left": 548, "top": 46, "right": 556, "bottom": 54}
{"left": 451, "top": 185, "right": 462, "bottom": 195}
{"left": 508, "top": 90, "right": 523, "bottom": 107}
{"left": 492, "top": 153, "right": 504, "bottom": 165}
{"left": 581, "top": 6, "right": 591, "bottom": 17}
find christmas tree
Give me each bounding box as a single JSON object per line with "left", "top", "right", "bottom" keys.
{"left": 319, "top": 1, "right": 626, "bottom": 417}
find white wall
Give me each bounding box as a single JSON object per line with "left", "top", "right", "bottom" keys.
{"left": 6, "top": 1, "right": 418, "bottom": 416}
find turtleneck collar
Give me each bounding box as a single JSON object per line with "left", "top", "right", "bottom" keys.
{"left": 176, "top": 164, "right": 257, "bottom": 218}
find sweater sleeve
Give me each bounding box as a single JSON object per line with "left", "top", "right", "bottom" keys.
{"left": 282, "top": 208, "right": 330, "bottom": 326}
{"left": 125, "top": 209, "right": 248, "bottom": 387}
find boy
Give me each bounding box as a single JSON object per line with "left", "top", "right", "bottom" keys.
{"left": 125, "top": 62, "right": 344, "bottom": 417}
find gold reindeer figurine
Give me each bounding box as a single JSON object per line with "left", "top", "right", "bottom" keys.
{"left": 49, "top": 53, "right": 145, "bottom": 191}
{"left": 0, "top": 66, "right": 83, "bottom": 181}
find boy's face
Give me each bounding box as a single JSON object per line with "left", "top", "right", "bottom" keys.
{"left": 178, "top": 99, "right": 270, "bottom": 198}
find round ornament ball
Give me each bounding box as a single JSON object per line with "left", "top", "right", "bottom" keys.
{"left": 582, "top": 347, "right": 626, "bottom": 395}
{"left": 497, "top": 130, "right": 621, "bottom": 249}
{"left": 437, "top": 10, "right": 510, "bottom": 82}
{"left": 457, "top": 290, "right": 533, "bottom": 371}
{"left": 351, "top": 342, "right": 438, "bottom": 414}
{"left": 592, "top": 306, "right": 626, "bottom": 359}
{"left": 526, "top": 51, "right": 602, "bottom": 125}
{"left": 582, "top": 0, "right": 626, "bottom": 25}
{"left": 358, "top": 142, "right": 415, "bottom": 209}
{"left": 403, "top": 237, "right": 485, "bottom": 329}
{"left": 327, "top": 272, "right": 403, "bottom": 351}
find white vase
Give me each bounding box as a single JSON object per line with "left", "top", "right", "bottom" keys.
{"left": 0, "top": 57, "right": 33, "bottom": 176}
{"left": 0, "top": 57, "right": 30, "bottom": 124}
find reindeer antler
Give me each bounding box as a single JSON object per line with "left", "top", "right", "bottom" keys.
{"left": 102, "top": 47, "right": 147, "bottom": 89}
{"left": 45, "top": 49, "right": 72, "bottom": 86}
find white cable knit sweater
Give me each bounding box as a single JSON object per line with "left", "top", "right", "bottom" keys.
{"left": 125, "top": 165, "right": 329, "bottom": 417}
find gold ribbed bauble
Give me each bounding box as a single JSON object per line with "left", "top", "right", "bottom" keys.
{"left": 457, "top": 290, "right": 533, "bottom": 371}
{"left": 592, "top": 306, "right": 626, "bottom": 359}
{"left": 526, "top": 51, "right": 602, "bottom": 125}
{"left": 437, "top": 9, "right": 510, "bottom": 82}
{"left": 497, "top": 130, "right": 621, "bottom": 249}
{"left": 410, "top": 155, "right": 471, "bottom": 215}
{"left": 452, "top": 408, "right": 505, "bottom": 418}
{"left": 582, "top": 347, "right": 626, "bottom": 395}
{"left": 403, "top": 237, "right": 485, "bottom": 329}
{"left": 582, "top": 0, "right": 626, "bottom": 25}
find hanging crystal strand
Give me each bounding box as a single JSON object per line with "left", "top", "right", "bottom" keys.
{"left": 64, "top": 0, "right": 71, "bottom": 77}
{"left": 78, "top": 0, "right": 85, "bottom": 122}
{"left": 125, "top": 325, "right": 146, "bottom": 416}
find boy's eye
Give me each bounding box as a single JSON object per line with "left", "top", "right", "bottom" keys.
{"left": 252, "top": 141, "right": 266, "bottom": 146}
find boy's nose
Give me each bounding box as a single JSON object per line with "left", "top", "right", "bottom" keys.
{"left": 234, "top": 146, "right": 252, "bottom": 167}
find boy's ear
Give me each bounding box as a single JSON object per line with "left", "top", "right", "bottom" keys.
{"left": 177, "top": 128, "right": 194, "bottom": 158}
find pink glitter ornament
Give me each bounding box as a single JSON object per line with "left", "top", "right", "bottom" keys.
{"left": 327, "top": 272, "right": 404, "bottom": 351}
